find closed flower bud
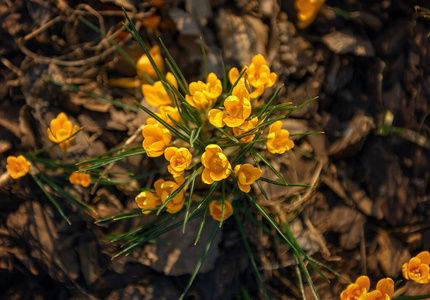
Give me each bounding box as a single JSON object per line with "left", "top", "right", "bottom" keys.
{"left": 233, "top": 117, "right": 259, "bottom": 142}
{"left": 266, "top": 121, "right": 294, "bottom": 154}
{"left": 201, "top": 144, "right": 231, "bottom": 184}
{"left": 135, "top": 191, "right": 162, "bottom": 214}
{"left": 234, "top": 164, "right": 262, "bottom": 193}
{"left": 209, "top": 200, "right": 233, "bottom": 221}
{"left": 47, "top": 112, "right": 79, "bottom": 152}
{"left": 69, "top": 171, "right": 91, "bottom": 187}
{"left": 6, "top": 155, "right": 31, "bottom": 179}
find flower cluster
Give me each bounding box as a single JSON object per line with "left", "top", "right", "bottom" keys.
{"left": 402, "top": 251, "right": 430, "bottom": 284}
{"left": 340, "top": 276, "right": 394, "bottom": 300}
{"left": 137, "top": 52, "right": 297, "bottom": 221}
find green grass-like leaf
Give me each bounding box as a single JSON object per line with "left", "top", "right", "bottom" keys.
{"left": 38, "top": 173, "right": 94, "bottom": 212}
{"left": 179, "top": 224, "right": 219, "bottom": 300}
{"left": 233, "top": 202, "right": 269, "bottom": 299}
{"left": 32, "top": 174, "right": 71, "bottom": 225}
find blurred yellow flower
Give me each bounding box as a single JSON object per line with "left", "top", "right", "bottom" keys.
{"left": 157, "top": 105, "right": 181, "bottom": 126}
{"left": 154, "top": 176, "right": 186, "bottom": 214}
{"left": 135, "top": 191, "right": 162, "bottom": 214}
{"left": 340, "top": 275, "right": 370, "bottom": 300}
{"left": 164, "top": 147, "right": 192, "bottom": 177}
{"left": 232, "top": 117, "right": 259, "bottom": 143}
{"left": 234, "top": 164, "right": 262, "bottom": 193}
{"left": 142, "top": 120, "right": 172, "bottom": 157}
{"left": 47, "top": 112, "right": 78, "bottom": 152}
{"left": 69, "top": 171, "right": 91, "bottom": 187}
{"left": 142, "top": 72, "right": 177, "bottom": 107}
{"left": 402, "top": 251, "right": 430, "bottom": 284}
{"left": 208, "top": 82, "right": 251, "bottom": 128}
{"left": 6, "top": 155, "right": 30, "bottom": 179}
{"left": 366, "top": 278, "right": 394, "bottom": 300}
{"left": 266, "top": 121, "right": 294, "bottom": 154}
{"left": 201, "top": 144, "right": 231, "bottom": 184}
{"left": 295, "top": 0, "right": 325, "bottom": 29}
{"left": 186, "top": 73, "right": 222, "bottom": 111}
{"left": 209, "top": 200, "right": 233, "bottom": 221}
{"left": 136, "top": 45, "right": 164, "bottom": 81}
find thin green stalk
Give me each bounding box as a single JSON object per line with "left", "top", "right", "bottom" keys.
{"left": 200, "top": 37, "right": 208, "bottom": 82}
{"left": 233, "top": 204, "right": 269, "bottom": 299}
{"left": 178, "top": 225, "right": 219, "bottom": 300}
{"left": 32, "top": 174, "right": 71, "bottom": 224}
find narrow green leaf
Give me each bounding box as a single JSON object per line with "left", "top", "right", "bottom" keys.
{"left": 46, "top": 77, "right": 138, "bottom": 112}
{"left": 78, "top": 15, "right": 154, "bottom": 84}
{"left": 294, "top": 256, "right": 307, "bottom": 300}
{"left": 179, "top": 225, "right": 219, "bottom": 300}
{"left": 194, "top": 204, "right": 209, "bottom": 245}
{"left": 134, "top": 100, "right": 190, "bottom": 142}
{"left": 159, "top": 38, "right": 189, "bottom": 93}
{"left": 219, "top": 180, "right": 226, "bottom": 228}
{"left": 32, "top": 174, "right": 71, "bottom": 225}
{"left": 157, "top": 168, "right": 202, "bottom": 214}
{"left": 246, "top": 194, "right": 296, "bottom": 251}
{"left": 252, "top": 149, "right": 288, "bottom": 184}
{"left": 256, "top": 85, "right": 283, "bottom": 119}
{"left": 200, "top": 37, "right": 208, "bottom": 82}
{"left": 289, "top": 131, "right": 325, "bottom": 136}
{"left": 259, "top": 177, "right": 312, "bottom": 188}
{"left": 233, "top": 203, "right": 269, "bottom": 299}
{"left": 38, "top": 173, "right": 94, "bottom": 212}
{"left": 182, "top": 175, "right": 196, "bottom": 233}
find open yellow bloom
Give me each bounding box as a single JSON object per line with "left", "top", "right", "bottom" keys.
{"left": 142, "top": 72, "right": 177, "bottom": 107}
{"left": 142, "top": 119, "right": 172, "bottom": 157}
{"left": 136, "top": 45, "right": 164, "bottom": 81}
{"left": 266, "top": 121, "right": 294, "bottom": 154}
{"left": 402, "top": 251, "right": 430, "bottom": 284}
{"left": 366, "top": 278, "right": 394, "bottom": 300}
{"left": 340, "top": 275, "right": 370, "bottom": 300}
{"left": 135, "top": 191, "right": 162, "bottom": 214}
{"left": 47, "top": 112, "right": 79, "bottom": 152}
{"left": 154, "top": 176, "right": 186, "bottom": 214}
{"left": 295, "top": 0, "right": 325, "bottom": 29}
{"left": 209, "top": 200, "right": 233, "bottom": 221}
{"left": 234, "top": 164, "right": 262, "bottom": 193}
{"left": 233, "top": 117, "right": 259, "bottom": 143}
{"left": 6, "top": 155, "right": 30, "bottom": 179}
{"left": 186, "top": 73, "right": 222, "bottom": 111}
{"left": 208, "top": 82, "right": 251, "bottom": 128}
{"left": 164, "top": 147, "right": 192, "bottom": 177}
{"left": 69, "top": 171, "right": 91, "bottom": 187}
{"left": 247, "top": 54, "right": 277, "bottom": 90}
{"left": 201, "top": 144, "right": 231, "bottom": 184}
